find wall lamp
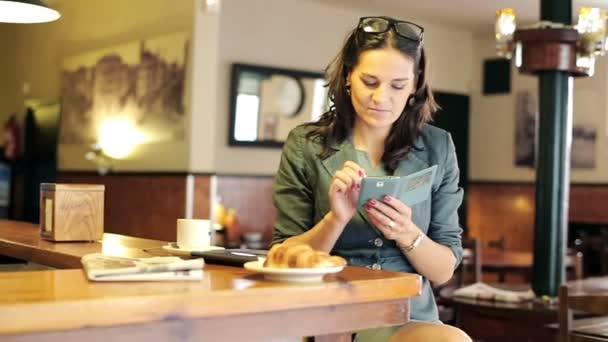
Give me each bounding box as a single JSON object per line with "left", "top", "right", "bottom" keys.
{"left": 85, "top": 144, "right": 114, "bottom": 176}
{"left": 0, "top": 0, "right": 60, "bottom": 24}
{"left": 495, "top": 7, "right": 608, "bottom": 76}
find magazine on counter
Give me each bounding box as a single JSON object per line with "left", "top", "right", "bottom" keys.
{"left": 357, "top": 165, "right": 437, "bottom": 210}
{"left": 81, "top": 253, "right": 205, "bottom": 282}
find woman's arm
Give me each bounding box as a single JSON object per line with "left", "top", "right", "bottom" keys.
{"left": 366, "top": 198, "right": 458, "bottom": 284}
{"left": 272, "top": 129, "right": 364, "bottom": 253}
{"left": 397, "top": 224, "right": 458, "bottom": 284}
{"left": 364, "top": 132, "right": 463, "bottom": 284}
{"left": 284, "top": 211, "right": 347, "bottom": 252}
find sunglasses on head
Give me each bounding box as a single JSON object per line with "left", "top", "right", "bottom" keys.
{"left": 358, "top": 16, "right": 424, "bottom": 43}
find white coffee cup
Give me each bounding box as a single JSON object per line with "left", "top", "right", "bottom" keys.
{"left": 176, "top": 219, "right": 212, "bottom": 250}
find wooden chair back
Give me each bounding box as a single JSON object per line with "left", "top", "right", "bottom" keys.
{"left": 459, "top": 238, "right": 481, "bottom": 286}
{"left": 559, "top": 285, "right": 608, "bottom": 342}
{"left": 566, "top": 249, "right": 584, "bottom": 280}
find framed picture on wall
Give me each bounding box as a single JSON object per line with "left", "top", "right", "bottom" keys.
{"left": 60, "top": 31, "right": 189, "bottom": 146}
{"left": 571, "top": 88, "right": 598, "bottom": 169}
{"left": 514, "top": 90, "right": 597, "bottom": 169}
{"left": 514, "top": 91, "right": 536, "bottom": 167}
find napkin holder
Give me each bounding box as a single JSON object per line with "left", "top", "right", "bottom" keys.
{"left": 40, "top": 183, "right": 105, "bottom": 241}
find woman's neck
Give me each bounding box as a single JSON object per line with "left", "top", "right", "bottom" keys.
{"left": 352, "top": 123, "right": 388, "bottom": 168}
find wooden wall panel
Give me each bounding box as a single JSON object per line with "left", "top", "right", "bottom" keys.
{"left": 192, "top": 176, "right": 211, "bottom": 220}
{"left": 467, "top": 183, "right": 536, "bottom": 252}
{"left": 467, "top": 183, "right": 608, "bottom": 253}
{"left": 57, "top": 173, "right": 189, "bottom": 242}
{"left": 54, "top": 173, "right": 608, "bottom": 254}
{"left": 569, "top": 185, "right": 608, "bottom": 224}
{"left": 216, "top": 176, "right": 276, "bottom": 244}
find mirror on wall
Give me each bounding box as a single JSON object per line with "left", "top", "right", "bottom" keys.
{"left": 228, "top": 63, "right": 329, "bottom": 147}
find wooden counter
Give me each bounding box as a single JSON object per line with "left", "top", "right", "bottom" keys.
{"left": 0, "top": 265, "right": 421, "bottom": 341}
{"left": 0, "top": 220, "right": 423, "bottom": 341}
{"left": 0, "top": 220, "right": 165, "bottom": 268}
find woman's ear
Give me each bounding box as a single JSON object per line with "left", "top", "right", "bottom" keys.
{"left": 345, "top": 73, "right": 352, "bottom": 95}
{"left": 408, "top": 93, "right": 416, "bottom": 106}
{"left": 345, "top": 71, "right": 352, "bottom": 87}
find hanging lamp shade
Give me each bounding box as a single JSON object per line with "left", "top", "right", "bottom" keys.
{"left": 0, "top": 0, "right": 60, "bottom": 24}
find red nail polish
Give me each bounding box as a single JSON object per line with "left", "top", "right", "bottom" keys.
{"left": 369, "top": 199, "right": 377, "bottom": 205}
{"left": 384, "top": 195, "right": 391, "bottom": 202}
{"left": 358, "top": 170, "right": 364, "bottom": 177}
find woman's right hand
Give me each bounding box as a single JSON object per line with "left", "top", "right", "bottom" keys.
{"left": 328, "top": 161, "right": 366, "bottom": 225}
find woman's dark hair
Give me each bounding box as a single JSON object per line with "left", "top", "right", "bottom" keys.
{"left": 304, "top": 18, "right": 439, "bottom": 173}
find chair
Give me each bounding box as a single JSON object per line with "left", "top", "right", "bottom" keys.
{"left": 458, "top": 238, "right": 482, "bottom": 285}
{"left": 486, "top": 235, "right": 506, "bottom": 252}
{"left": 566, "top": 248, "right": 584, "bottom": 280}
{"left": 573, "top": 230, "right": 608, "bottom": 277}
{"left": 559, "top": 285, "right": 608, "bottom": 342}
{"left": 434, "top": 238, "right": 481, "bottom": 323}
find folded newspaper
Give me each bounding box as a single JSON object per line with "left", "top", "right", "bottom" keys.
{"left": 81, "top": 253, "right": 205, "bottom": 282}
{"left": 453, "top": 282, "right": 536, "bottom": 303}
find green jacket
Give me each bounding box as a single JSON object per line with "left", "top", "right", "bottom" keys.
{"left": 272, "top": 124, "right": 464, "bottom": 322}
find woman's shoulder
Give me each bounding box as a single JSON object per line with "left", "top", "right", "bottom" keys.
{"left": 414, "top": 124, "right": 453, "bottom": 160}
{"left": 283, "top": 124, "right": 324, "bottom": 155}
{"left": 419, "top": 124, "right": 451, "bottom": 142}
{"left": 286, "top": 124, "right": 323, "bottom": 147}
{"left": 287, "top": 124, "right": 314, "bottom": 140}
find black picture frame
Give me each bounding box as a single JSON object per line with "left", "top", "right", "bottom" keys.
{"left": 228, "top": 63, "right": 325, "bottom": 148}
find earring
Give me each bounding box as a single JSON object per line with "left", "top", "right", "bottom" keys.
{"left": 346, "top": 85, "right": 351, "bottom": 96}
{"left": 408, "top": 97, "right": 415, "bottom": 106}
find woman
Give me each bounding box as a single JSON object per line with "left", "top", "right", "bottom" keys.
{"left": 272, "top": 16, "right": 470, "bottom": 341}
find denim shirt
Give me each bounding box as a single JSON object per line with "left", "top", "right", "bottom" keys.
{"left": 272, "top": 124, "right": 464, "bottom": 322}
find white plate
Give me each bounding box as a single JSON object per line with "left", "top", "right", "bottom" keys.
{"left": 243, "top": 260, "right": 344, "bottom": 282}
{"left": 161, "top": 242, "right": 224, "bottom": 256}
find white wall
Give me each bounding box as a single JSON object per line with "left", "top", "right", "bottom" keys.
{"left": 198, "top": 0, "right": 474, "bottom": 174}
{"left": 7, "top": 1, "right": 606, "bottom": 181}
{"left": 188, "top": 1, "right": 221, "bottom": 173}
{"left": 0, "top": 0, "right": 195, "bottom": 171}
{"left": 469, "top": 34, "right": 608, "bottom": 183}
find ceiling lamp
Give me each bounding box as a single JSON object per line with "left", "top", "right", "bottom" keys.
{"left": 495, "top": 8, "right": 517, "bottom": 59}
{"left": 495, "top": 6, "right": 608, "bottom": 77}
{"left": 0, "top": 0, "right": 60, "bottom": 24}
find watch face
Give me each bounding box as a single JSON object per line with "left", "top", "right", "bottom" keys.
{"left": 272, "top": 75, "right": 304, "bottom": 117}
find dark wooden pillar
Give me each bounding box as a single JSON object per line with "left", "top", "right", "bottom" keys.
{"left": 533, "top": 0, "right": 572, "bottom": 297}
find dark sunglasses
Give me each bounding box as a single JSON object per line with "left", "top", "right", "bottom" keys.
{"left": 358, "top": 16, "right": 424, "bottom": 42}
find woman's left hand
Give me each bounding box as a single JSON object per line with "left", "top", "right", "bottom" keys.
{"left": 364, "top": 195, "right": 420, "bottom": 246}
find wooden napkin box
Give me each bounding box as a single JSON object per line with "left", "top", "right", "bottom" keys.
{"left": 40, "top": 183, "right": 105, "bottom": 241}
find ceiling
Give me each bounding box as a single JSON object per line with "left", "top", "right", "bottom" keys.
{"left": 309, "top": 0, "right": 608, "bottom": 32}
{"left": 44, "top": 0, "right": 608, "bottom": 33}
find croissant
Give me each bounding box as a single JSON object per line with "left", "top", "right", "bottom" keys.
{"left": 264, "top": 242, "right": 347, "bottom": 269}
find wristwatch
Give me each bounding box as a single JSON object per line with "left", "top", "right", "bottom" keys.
{"left": 399, "top": 231, "right": 425, "bottom": 253}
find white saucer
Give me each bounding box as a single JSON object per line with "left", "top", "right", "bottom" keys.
{"left": 162, "top": 242, "right": 225, "bottom": 256}
{"left": 243, "top": 260, "right": 344, "bottom": 282}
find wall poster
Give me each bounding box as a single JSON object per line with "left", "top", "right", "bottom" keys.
{"left": 514, "top": 90, "right": 597, "bottom": 169}
{"left": 60, "top": 31, "right": 189, "bottom": 145}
